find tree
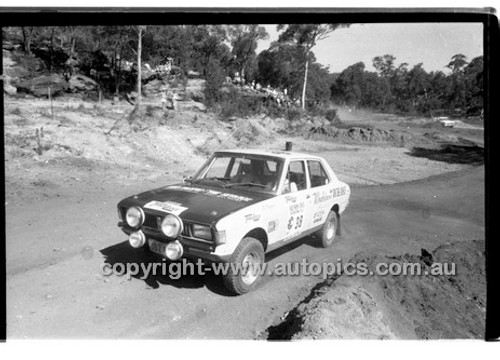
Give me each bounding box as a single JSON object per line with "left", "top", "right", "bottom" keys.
{"left": 406, "top": 63, "right": 430, "bottom": 112}
{"left": 21, "top": 27, "right": 37, "bottom": 55}
{"left": 277, "top": 24, "right": 350, "bottom": 109}
{"left": 446, "top": 54, "right": 469, "bottom": 112}
{"left": 463, "top": 56, "right": 483, "bottom": 115}
{"left": 228, "top": 25, "right": 268, "bottom": 83}
{"left": 372, "top": 54, "right": 397, "bottom": 78}
{"left": 190, "top": 25, "right": 229, "bottom": 76}
{"left": 332, "top": 62, "right": 366, "bottom": 106}
{"left": 446, "top": 54, "right": 468, "bottom": 74}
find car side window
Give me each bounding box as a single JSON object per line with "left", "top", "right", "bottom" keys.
{"left": 287, "top": 161, "right": 307, "bottom": 191}
{"left": 307, "top": 160, "right": 330, "bottom": 188}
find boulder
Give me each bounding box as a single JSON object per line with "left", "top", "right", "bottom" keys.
{"left": 187, "top": 70, "right": 201, "bottom": 78}
{"left": 185, "top": 78, "right": 205, "bottom": 102}
{"left": 16, "top": 74, "right": 68, "bottom": 98}
{"left": 3, "top": 74, "right": 17, "bottom": 95}
{"left": 4, "top": 82, "right": 17, "bottom": 95}
{"left": 181, "top": 100, "right": 207, "bottom": 112}
{"left": 68, "top": 74, "right": 98, "bottom": 93}
{"left": 142, "top": 79, "right": 165, "bottom": 96}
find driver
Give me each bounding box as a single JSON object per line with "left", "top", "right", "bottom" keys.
{"left": 233, "top": 160, "right": 266, "bottom": 185}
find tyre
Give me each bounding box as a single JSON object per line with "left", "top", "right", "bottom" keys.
{"left": 223, "top": 237, "right": 265, "bottom": 295}
{"left": 317, "top": 210, "right": 338, "bottom": 248}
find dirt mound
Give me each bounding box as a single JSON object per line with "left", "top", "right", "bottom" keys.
{"left": 232, "top": 118, "right": 276, "bottom": 144}
{"left": 265, "top": 240, "right": 485, "bottom": 339}
{"left": 309, "top": 125, "right": 410, "bottom": 146}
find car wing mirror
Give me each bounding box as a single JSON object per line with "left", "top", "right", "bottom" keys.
{"left": 183, "top": 175, "right": 193, "bottom": 183}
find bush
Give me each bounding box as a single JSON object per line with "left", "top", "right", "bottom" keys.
{"left": 219, "top": 89, "right": 274, "bottom": 120}
{"left": 287, "top": 107, "right": 304, "bottom": 121}
{"left": 325, "top": 108, "right": 339, "bottom": 123}
{"left": 9, "top": 51, "right": 46, "bottom": 79}
{"left": 205, "top": 59, "right": 226, "bottom": 106}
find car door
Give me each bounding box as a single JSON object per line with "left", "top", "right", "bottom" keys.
{"left": 276, "top": 160, "right": 317, "bottom": 242}
{"left": 304, "top": 159, "right": 334, "bottom": 230}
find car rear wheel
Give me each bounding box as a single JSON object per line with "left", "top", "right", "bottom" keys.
{"left": 223, "top": 237, "right": 265, "bottom": 295}
{"left": 317, "top": 210, "right": 338, "bottom": 248}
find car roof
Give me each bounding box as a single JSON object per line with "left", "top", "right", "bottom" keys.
{"left": 215, "top": 148, "right": 323, "bottom": 160}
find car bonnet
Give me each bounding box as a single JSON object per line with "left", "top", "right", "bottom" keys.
{"left": 119, "top": 183, "right": 273, "bottom": 224}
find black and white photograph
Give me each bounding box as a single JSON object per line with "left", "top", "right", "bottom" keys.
{"left": 1, "top": 7, "right": 497, "bottom": 346}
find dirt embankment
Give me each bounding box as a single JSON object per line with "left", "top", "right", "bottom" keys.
{"left": 263, "top": 240, "right": 486, "bottom": 340}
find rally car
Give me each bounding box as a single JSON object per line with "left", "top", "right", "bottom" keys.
{"left": 117, "top": 148, "right": 350, "bottom": 294}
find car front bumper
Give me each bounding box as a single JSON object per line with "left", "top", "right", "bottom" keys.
{"left": 118, "top": 222, "right": 230, "bottom": 262}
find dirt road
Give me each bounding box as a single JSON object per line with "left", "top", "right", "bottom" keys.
{"left": 6, "top": 164, "right": 484, "bottom": 339}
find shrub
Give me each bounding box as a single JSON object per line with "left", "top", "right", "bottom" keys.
{"left": 325, "top": 108, "right": 339, "bottom": 123}
{"left": 287, "top": 107, "right": 304, "bottom": 121}
{"left": 205, "top": 59, "right": 226, "bottom": 106}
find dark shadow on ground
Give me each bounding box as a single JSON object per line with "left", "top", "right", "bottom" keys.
{"left": 100, "top": 241, "right": 235, "bottom": 296}
{"left": 408, "top": 144, "right": 484, "bottom": 165}
{"left": 100, "top": 235, "right": 322, "bottom": 296}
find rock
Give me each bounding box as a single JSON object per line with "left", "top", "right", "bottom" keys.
{"left": 187, "top": 70, "right": 201, "bottom": 78}
{"left": 143, "top": 78, "right": 166, "bottom": 96}
{"left": 181, "top": 100, "right": 206, "bottom": 112}
{"left": 2, "top": 42, "right": 21, "bottom": 51}
{"left": 68, "top": 74, "right": 98, "bottom": 93}
{"left": 3, "top": 75, "right": 17, "bottom": 95}
{"left": 185, "top": 78, "right": 205, "bottom": 102}
{"left": 16, "top": 74, "right": 68, "bottom": 98}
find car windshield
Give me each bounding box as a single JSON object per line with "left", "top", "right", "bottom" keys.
{"left": 191, "top": 154, "right": 284, "bottom": 194}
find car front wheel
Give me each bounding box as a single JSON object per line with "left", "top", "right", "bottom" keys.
{"left": 317, "top": 210, "right": 338, "bottom": 248}
{"left": 223, "top": 237, "right": 265, "bottom": 295}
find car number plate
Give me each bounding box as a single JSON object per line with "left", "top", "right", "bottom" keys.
{"left": 148, "top": 239, "right": 166, "bottom": 256}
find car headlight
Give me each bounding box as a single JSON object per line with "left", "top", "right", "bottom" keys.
{"left": 192, "top": 224, "right": 212, "bottom": 240}
{"left": 161, "top": 214, "right": 183, "bottom": 238}
{"left": 129, "top": 230, "right": 146, "bottom": 248}
{"left": 165, "top": 240, "right": 183, "bottom": 260}
{"left": 126, "top": 207, "right": 144, "bottom": 228}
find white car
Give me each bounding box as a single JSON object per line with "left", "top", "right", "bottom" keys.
{"left": 117, "top": 149, "right": 351, "bottom": 294}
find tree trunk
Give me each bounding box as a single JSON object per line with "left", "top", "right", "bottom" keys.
{"left": 21, "top": 27, "right": 33, "bottom": 55}
{"left": 136, "top": 26, "right": 143, "bottom": 107}
{"left": 301, "top": 53, "right": 309, "bottom": 110}
{"left": 49, "top": 28, "right": 55, "bottom": 72}
{"left": 115, "top": 50, "right": 122, "bottom": 96}
{"left": 70, "top": 37, "right": 76, "bottom": 58}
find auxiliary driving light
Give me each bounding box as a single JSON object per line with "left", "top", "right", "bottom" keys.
{"left": 165, "top": 240, "right": 183, "bottom": 260}
{"left": 161, "top": 214, "right": 183, "bottom": 238}
{"left": 129, "top": 230, "right": 146, "bottom": 248}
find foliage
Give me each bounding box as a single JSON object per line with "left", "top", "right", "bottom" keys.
{"left": 4, "top": 26, "right": 484, "bottom": 118}
{"left": 276, "top": 24, "right": 350, "bottom": 109}
{"left": 204, "top": 58, "right": 227, "bottom": 106}
{"left": 227, "top": 25, "right": 269, "bottom": 83}
{"left": 331, "top": 54, "right": 484, "bottom": 116}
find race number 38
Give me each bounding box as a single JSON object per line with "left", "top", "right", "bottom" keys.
{"left": 288, "top": 215, "right": 303, "bottom": 230}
